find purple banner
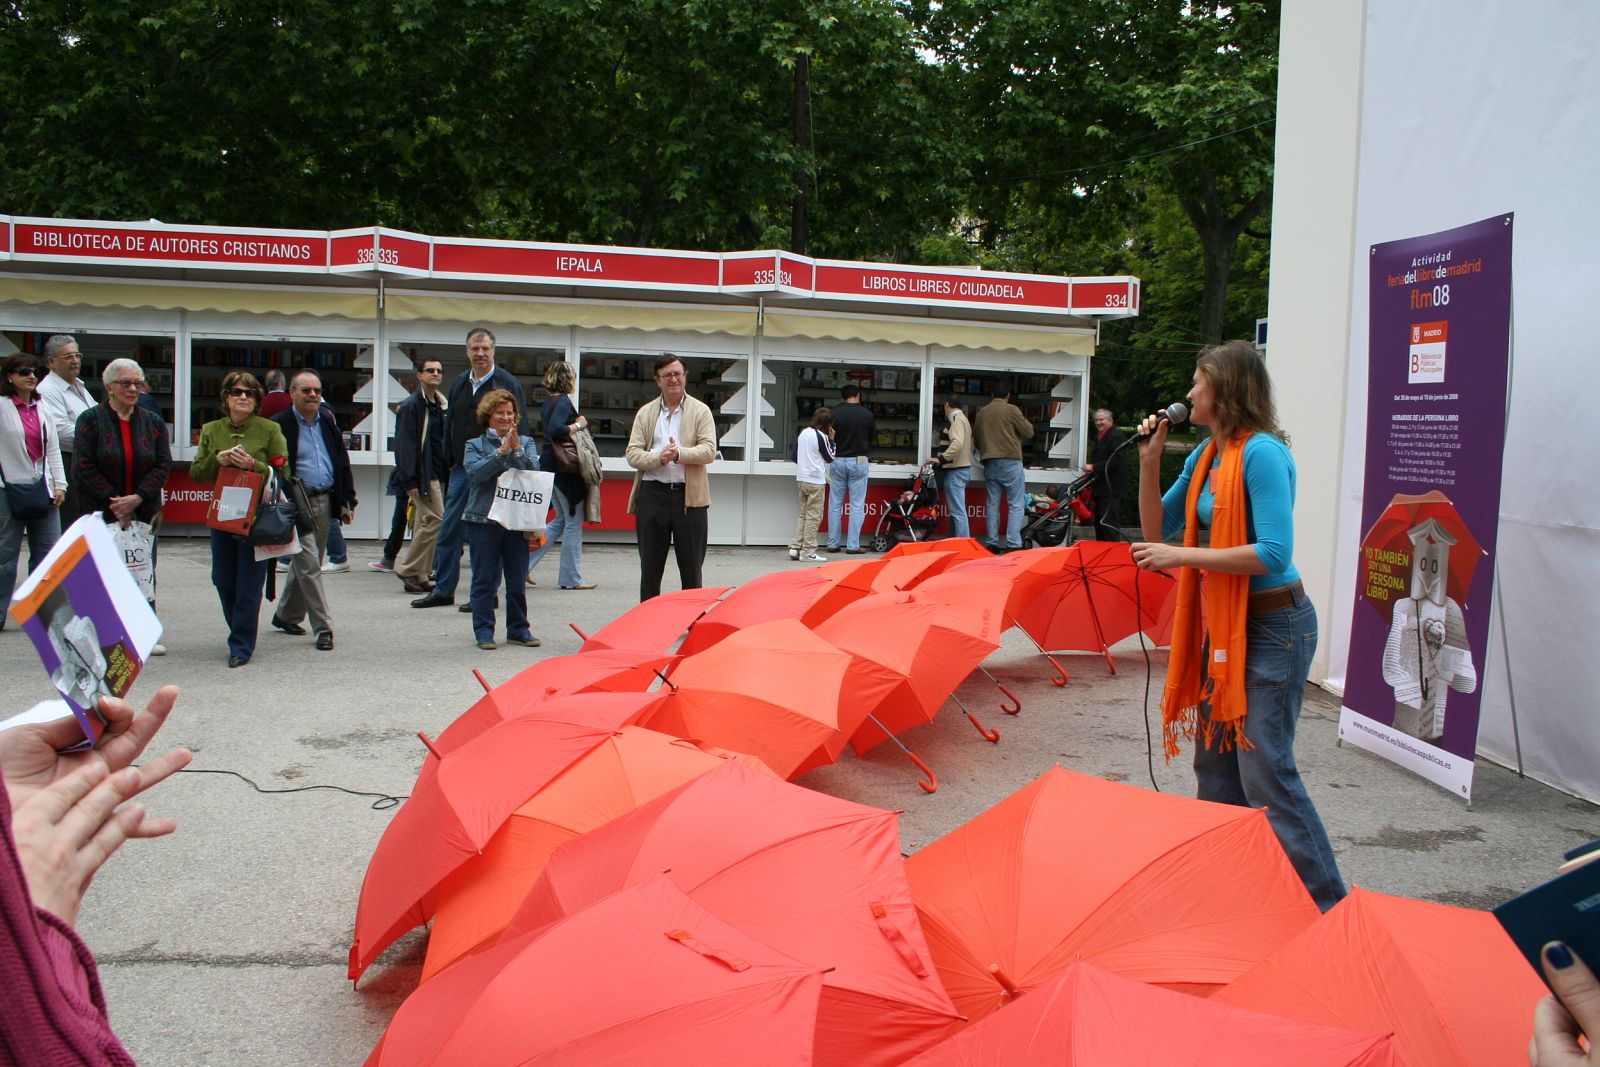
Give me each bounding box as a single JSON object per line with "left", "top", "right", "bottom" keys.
{"left": 1338, "top": 214, "right": 1513, "bottom": 800}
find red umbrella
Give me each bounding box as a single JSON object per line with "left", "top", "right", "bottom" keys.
{"left": 348, "top": 691, "right": 663, "bottom": 982}
{"left": 799, "top": 556, "right": 894, "bottom": 626}
{"left": 904, "top": 765, "right": 1319, "bottom": 1026}
{"left": 677, "top": 569, "right": 834, "bottom": 657}
{"left": 1011, "top": 540, "right": 1174, "bottom": 673}
{"left": 1358, "top": 491, "right": 1486, "bottom": 623}
{"left": 635, "top": 618, "right": 854, "bottom": 779}
{"left": 504, "top": 762, "right": 962, "bottom": 1066}
{"left": 1216, "top": 886, "right": 1546, "bottom": 1067}
{"left": 571, "top": 585, "right": 730, "bottom": 653}
{"left": 369, "top": 874, "right": 826, "bottom": 1067}
{"left": 868, "top": 552, "right": 965, "bottom": 595}
{"left": 882, "top": 537, "right": 993, "bottom": 563}
{"left": 916, "top": 548, "right": 1078, "bottom": 686}
{"left": 902, "top": 961, "right": 1401, "bottom": 1066}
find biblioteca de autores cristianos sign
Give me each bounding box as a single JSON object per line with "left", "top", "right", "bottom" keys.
{"left": 14, "top": 222, "right": 326, "bottom": 267}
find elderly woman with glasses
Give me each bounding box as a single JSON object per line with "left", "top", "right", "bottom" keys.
{"left": 189, "top": 371, "right": 290, "bottom": 668}
{"left": 0, "top": 353, "right": 67, "bottom": 626}
{"left": 73, "top": 358, "right": 173, "bottom": 649}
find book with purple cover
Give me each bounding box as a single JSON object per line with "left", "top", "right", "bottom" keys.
{"left": 5, "top": 516, "right": 162, "bottom": 751}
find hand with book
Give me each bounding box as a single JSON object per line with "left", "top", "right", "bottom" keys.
{"left": 1532, "top": 941, "right": 1600, "bottom": 1066}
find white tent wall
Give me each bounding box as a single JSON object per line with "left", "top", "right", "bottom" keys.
{"left": 1273, "top": 1, "right": 1600, "bottom": 800}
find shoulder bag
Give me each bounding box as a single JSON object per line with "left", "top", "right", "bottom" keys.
{"left": 247, "top": 471, "right": 299, "bottom": 546}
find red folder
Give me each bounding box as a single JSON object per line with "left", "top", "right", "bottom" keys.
{"left": 205, "top": 467, "right": 264, "bottom": 536}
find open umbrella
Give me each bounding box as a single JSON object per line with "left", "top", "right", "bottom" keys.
{"left": 799, "top": 556, "right": 895, "bottom": 626}
{"left": 1359, "top": 491, "right": 1486, "bottom": 623}
{"left": 571, "top": 585, "right": 730, "bottom": 653}
{"left": 369, "top": 875, "right": 826, "bottom": 1067}
{"left": 433, "top": 648, "right": 677, "bottom": 755}
{"left": 868, "top": 551, "right": 969, "bottom": 595}
{"left": 881, "top": 537, "right": 993, "bottom": 564}
{"left": 422, "top": 727, "right": 774, "bottom": 982}
{"left": 348, "top": 691, "right": 664, "bottom": 982}
{"left": 916, "top": 548, "right": 1078, "bottom": 686}
{"left": 904, "top": 765, "right": 1319, "bottom": 1026}
{"left": 1215, "top": 886, "right": 1546, "bottom": 1067}
{"left": 503, "top": 762, "right": 961, "bottom": 1067}
{"left": 1010, "top": 540, "right": 1174, "bottom": 673}
{"left": 677, "top": 569, "right": 834, "bottom": 657}
{"left": 635, "top": 618, "right": 854, "bottom": 779}
{"left": 902, "top": 960, "right": 1400, "bottom": 1066}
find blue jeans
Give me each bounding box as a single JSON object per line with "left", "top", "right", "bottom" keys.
{"left": 1193, "top": 591, "right": 1347, "bottom": 911}
{"left": 983, "top": 458, "right": 1027, "bottom": 548}
{"left": 465, "top": 521, "right": 532, "bottom": 643}
{"left": 827, "top": 457, "right": 869, "bottom": 550}
{"left": 327, "top": 515, "right": 347, "bottom": 564}
{"left": 938, "top": 464, "right": 971, "bottom": 539}
{"left": 430, "top": 466, "right": 471, "bottom": 598}
{"left": 527, "top": 498, "right": 583, "bottom": 587}
{"left": 0, "top": 492, "right": 62, "bottom": 620}
{"left": 209, "top": 530, "right": 268, "bottom": 659}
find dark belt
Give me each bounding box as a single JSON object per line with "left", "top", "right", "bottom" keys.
{"left": 645, "top": 480, "right": 686, "bottom": 491}
{"left": 304, "top": 487, "right": 333, "bottom": 497}
{"left": 1248, "top": 580, "right": 1304, "bottom": 616}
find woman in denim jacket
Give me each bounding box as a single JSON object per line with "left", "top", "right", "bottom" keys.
{"left": 463, "top": 389, "right": 543, "bottom": 650}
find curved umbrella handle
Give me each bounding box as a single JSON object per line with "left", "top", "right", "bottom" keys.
{"left": 908, "top": 750, "right": 938, "bottom": 794}
{"left": 966, "top": 711, "right": 1000, "bottom": 744}
{"left": 1046, "top": 654, "right": 1070, "bottom": 687}
{"left": 997, "top": 684, "right": 1021, "bottom": 716}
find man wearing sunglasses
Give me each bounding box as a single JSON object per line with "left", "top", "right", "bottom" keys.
{"left": 36, "top": 335, "right": 97, "bottom": 526}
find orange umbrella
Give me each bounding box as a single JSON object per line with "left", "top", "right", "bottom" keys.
{"left": 882, "top": 537, "right": 993, "bottom": 563}
{"left": 1011, "top": 541, "right": 1174, "bottom": 672}
{"left": 1215, "top": 886, "right": 1546, "bottom": 1067}
{"left": 1359, "top": 490, "right": 1486, "bottom": 623}
{"left": 433, "top": 648, "right": 677, "bottom": 755}
{"left": 916, "top": 548, "right": 1078, "bottom": 686}
{"left": 902, "top": 961, "right": 1401, "bottom": 1066}
{"left": 904, "top": 765, "right": 1319, "bottom": 1026}
{"left": 635, "top": 618, "right": 853, "bottom": 779}
{"left": 369, "top": 875, "right": 826, "bottom": 1067}
{"left": 571, "top": 585, "right": 730, "bottom": 652}
{"left": 677, "top": 569, "right": 834, "bottom": 657}
{"left": 867, "top": 552, "right": 966, "bottom": 595}
{"left": 422, "top": 727, "right": 775, "bottom": 982}
{"left": 799, "top": 556, "right": 894, "bottom": 626}
{"left": 348, "top": 691, "right": 663, "bottom": 982}
{"left": 504, "top": 762, "right": 962, "bottom": 1066}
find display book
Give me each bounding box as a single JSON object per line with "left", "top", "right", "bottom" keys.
{"left": 2, "top": 516, "right": 162, "bottom": 752}
{"left": 1495, "top": 838, "right": 1600, "bottom": 991}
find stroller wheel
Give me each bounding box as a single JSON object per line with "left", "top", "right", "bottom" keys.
{"left": 870, "top": 533, "right": 891, "bottom": 553}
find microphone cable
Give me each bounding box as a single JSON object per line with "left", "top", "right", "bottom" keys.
{"left": 177, "top": 767, "right": 407, "bottom": 810}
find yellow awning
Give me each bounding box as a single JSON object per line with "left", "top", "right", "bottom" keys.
{"left": 385, "top": 294, "right": 758, "bottom": 336}
{"left": 762, "top": 311, "right": 1095, "bottom": 355}
{"left": 0, "top": 278, "right": 375, "bottom": 318}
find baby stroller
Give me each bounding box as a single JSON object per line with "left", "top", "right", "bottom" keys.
{"left": 870, "top": 462, "right": 941, "bottom": 552}
{"left": 1020, "top": 469, "right": 1097, "bottom": 548}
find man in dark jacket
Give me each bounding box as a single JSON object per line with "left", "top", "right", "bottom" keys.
{"left": 270, "top": 370, "right": 356, "bottom": 651}
{"left": 1084, "top": 408, "right": 1128, "bottom": 540}
{"left": 412, "top": 327, "right": 526, "bottom": 609}
{"left": 391, "top": 358, "right": 449, "bottom": 594}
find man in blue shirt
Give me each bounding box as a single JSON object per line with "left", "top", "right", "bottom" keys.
{"left": 270, "top": 369, "right": 356, "bottom": 650}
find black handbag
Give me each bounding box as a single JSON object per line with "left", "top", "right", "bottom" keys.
{"left": 247, "top": 472, "right": 299, "bottom": 546}
{"left": 551, "top": 436, "right": 581, "bottom": 475}
{"left": 3, "top": 477, "right": 51, "bottom": 521}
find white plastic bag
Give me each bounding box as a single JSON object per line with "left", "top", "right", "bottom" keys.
{"left": 111, "top": 521, "right": 157, "bottom": 601}
{"left": 487, "top": 468, "right": 554, "bottom": 532}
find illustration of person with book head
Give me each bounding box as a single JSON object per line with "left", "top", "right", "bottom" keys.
{"left": 39, "top": 586, "right": 112, "bottom": 713}
{"left": 1381, "top": 518, "right": 1477, "bottom": 746}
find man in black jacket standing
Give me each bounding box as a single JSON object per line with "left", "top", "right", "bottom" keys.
{"left": 391, "top": 358, "right": 449, "bottom": 595}
{"left": 1084, "top": 407, "right": 1128, "bottom": 540}
{"left": 412, "top": 327, "right": 526, "bottom": 609}
{"left": 270, "top": 369, "right": 357, "bottom": 651}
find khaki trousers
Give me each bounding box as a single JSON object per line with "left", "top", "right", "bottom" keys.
{"left": 790, "top": 481, "right": 825, "bottom": 554}
{"left": 395, "top": 480, "right": 444, "bottom": 582}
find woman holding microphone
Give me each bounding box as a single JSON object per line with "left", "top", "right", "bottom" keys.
{"left": 1130, "top": 340, "right": 1346, "bottom": 911}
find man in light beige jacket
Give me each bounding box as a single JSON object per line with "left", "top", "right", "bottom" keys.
{"left": 625, "top": 354, "right": 717, "bottom": 600}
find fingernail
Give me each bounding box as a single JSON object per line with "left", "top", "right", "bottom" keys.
{"left": 1547, "top": 942, "right": 1575, "bottom": 969}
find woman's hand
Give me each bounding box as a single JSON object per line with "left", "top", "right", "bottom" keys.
{"left": 1531, "top": 941, "right": 1600, "bottom": 1065}
{"left": 572, "top": 416, "right": 588, "bottom": 431}
{"left": 1134, "top": 413, "right": 1167, "bottom": 460}
{"left": 110, "top": 494, "right": 141, "bottom": 524}
{"left": 498, "top": 428, "right": 517, "bottom": 455}
{"left": 1130, "top": 541, "right": 1183, "bottom": 572}
{"left": 51, "top": 489, "right": 66, "bottom": 507}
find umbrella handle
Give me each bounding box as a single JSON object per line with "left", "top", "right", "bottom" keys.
{"left": 966, "top": 711, "right": 1000, "bottom": 744}
{"left": 908, "top": 750, "right": 938, "bottom": 794}
{"left": 1046, "top": 654, "right": 1069, "bottom": 687}
{"left": 997, "top": 683, "right": 1021, "bottom": 716}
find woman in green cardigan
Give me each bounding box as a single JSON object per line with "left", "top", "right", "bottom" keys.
{"left": 189, "top": 371, "right": 290, "bottom": 668}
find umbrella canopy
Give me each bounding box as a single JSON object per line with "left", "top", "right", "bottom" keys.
{"left": 422, "top": 727, "right": 774, "bottom": 982}
{"left": 369, "top": 875, "right": 826, "bottom": 1067}
{"left": 904, "top": 765, "right": 1320, "bottom": 1026}
{"left": 902, "top": 960, "right": 1400, "bottom": 1066}
{"left": 677, "top": 569, "right": 835, "bottom": 657}
{"left": 434, "top": 648, "right": 677, "bottom": 755}
{"left": 575, "top": 585, "right": 730, "bottom": 653}
{"left": 1215, "top": 886, "right": 1546, "bottom": 1067}
{"left": 799, "top": 556, "right": 895, "bottom": 626}
{"left": 348, "top": 691, "right": 663, "bottom": 981}
{"left": 868, "top": 552, "right": 970, "bottom": 594}
{"left": 504, "top": 761, "right": 962, "bottom": 1067}
{"left": 1359, "top": 491, "right": 1486, "bottom": 623}
{"left": 636, "top": 618, "right": 854, "bottom": 779}
{"left": 1010, "top": 541, "right": 1174, "bottom": 668}
{"left": 882, "top": 537, "right": 994, "bottom": 564}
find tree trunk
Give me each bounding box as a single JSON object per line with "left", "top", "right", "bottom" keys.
{"left": 1171, "top": 165, "right": 1273, "bottom": 345}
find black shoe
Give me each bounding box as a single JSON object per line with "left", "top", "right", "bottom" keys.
{"left": 825, "top": 545, "right": 844, "bottom": 553}
{"left": 845, "top": 547, "right": 866, "bottom": 554}
{"left": 459, "top": 597, "right": 498, "bottom": 613}
{"left": 315, "top": 632, "right": 334, "bottom": 651}
{"left": 271, "top": 615, "right": 306, "bottom": 636}
{"left": 506, "top": 634, "right": 541, "bottom": 647}
{"left": 412, "top": 593, "right": 455, "bottom": 609}
{"left": 401, "top": 576, "right": 432, "bottom": 595}
{"left": 228, "top": 655, "right": 249, "bottom": 668}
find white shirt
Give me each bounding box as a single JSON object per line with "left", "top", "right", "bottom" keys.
{"left": 37, "top": 373, "right": 96, "bottom": 452}
{"left": 645, "top": 400, "right": 686, "bottom": 484}
{"left": 796, "top": 427, "right": 831, "bottom": 485}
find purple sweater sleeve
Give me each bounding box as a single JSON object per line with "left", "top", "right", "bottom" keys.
{"left": 0, "top": 769, "right": 136, "bottom": 1066}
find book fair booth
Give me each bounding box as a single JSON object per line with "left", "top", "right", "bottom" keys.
{"left": 0, "top": 216, "right": 1138, "bottom": 545}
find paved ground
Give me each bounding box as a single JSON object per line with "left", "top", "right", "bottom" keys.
{"left": 1, "top": 536, "right": 1591, "bottom": 1065}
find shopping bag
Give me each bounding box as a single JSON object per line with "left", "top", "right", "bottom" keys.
{"left": 205, "top": 467, "right": 264, "bottom": 536}
{"left": 111, "top": 520, "right": 157, "bottom": 601}
{"left": 487, "top": 468, "right": 554, "bottom": 532}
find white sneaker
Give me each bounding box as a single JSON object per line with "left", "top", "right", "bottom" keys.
{"left": 324, "top": 560, "right": 350, "bottom": 573}
{"left": 788, "top": 548, "right": 800, "bottom": 560}
{"left": 151, "top": 643, "right": 167, "bottom": 656}
{"left": 798, "top": 552, "right": 826, "bottom": 562}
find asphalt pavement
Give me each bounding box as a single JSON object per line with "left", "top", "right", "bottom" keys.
{"left": 1, "top": 536, "right": 1591, "bottom": 1065}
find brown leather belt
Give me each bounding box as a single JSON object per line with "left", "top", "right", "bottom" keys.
{"left": 1248, "top": 580, "right": 1303, "bottom": 616}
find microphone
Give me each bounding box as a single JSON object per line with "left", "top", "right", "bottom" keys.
{"left": 1134, "top": 402, "right": 1188, "bottom": 441}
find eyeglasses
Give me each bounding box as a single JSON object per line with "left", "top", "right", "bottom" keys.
{"left": 112, "top": 378, "right": 144, "bottom": 389}
{"left": 227, "top": 387, "right": 258, "bottom": 398}
{"left": 656, "top": 371, "right": 686, "bottom": 381}
{"left": 10, "top": 367, "right": 39, "bottom": 378}
{"left": 420, "top": 367, "right": 443, "bottom": 374}
{"left": 296, "top": 387, "right": 323, "bottom": 396}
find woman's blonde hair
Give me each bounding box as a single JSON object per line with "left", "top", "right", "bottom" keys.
{"left": 1195, "top": 340, "right": 1286, "bottom": 443}
{"left": 476, "top": 388, "right": 518, "bottom": 426}
{"left": 544, "top": 361, "right": 575, "bottom": 394}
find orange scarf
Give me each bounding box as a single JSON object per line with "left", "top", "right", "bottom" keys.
{"left": 1162, "top": 432, "right": 1253, "bottom": 759}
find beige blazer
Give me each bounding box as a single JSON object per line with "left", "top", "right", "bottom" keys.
{"left": 625, "top": 393, "right": 716, "bottom": 511}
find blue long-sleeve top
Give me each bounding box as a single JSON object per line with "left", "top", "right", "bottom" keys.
{"left": 463, "top": 429, "right": 541, "bottom": 523}
{"left": 1159, "top": 433, "right": 1301, "bottom": 591}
